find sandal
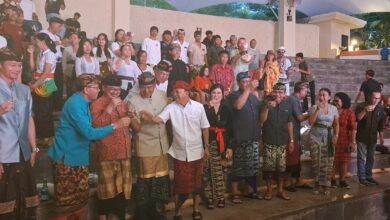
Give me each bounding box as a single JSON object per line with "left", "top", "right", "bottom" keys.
{"left": 231, "top": 195, "right": 242, "bottom": 204}
{"left": 217, "top": 199, "right": 225, "bottom": 208}
{"left": 192, "top": 211, "right": 203, "bottom": 220}
{"left": 277, "top": 192, "right": 291, "bottom": 200}
{"left": 206, "top": 199, "right": 214, "bottom": 209}
{"left": 263, "top": 190, "right": 273, "bottom": 200}
{"left": 244, "top": 192, "right": 263, "bottom": 200}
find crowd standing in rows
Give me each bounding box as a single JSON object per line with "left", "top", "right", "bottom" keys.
{"left": 0, "top": 1, "right": 389, "bottom": 220}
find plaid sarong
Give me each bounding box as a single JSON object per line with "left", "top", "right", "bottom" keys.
{"left": 173, "top": 158, "right": 204, "bottom": 194}
{"left": 97, "top": 159, "right": 132, "bottom": 200}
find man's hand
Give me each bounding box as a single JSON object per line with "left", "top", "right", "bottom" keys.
{"left": 365, "top": 105, "right": 375, "bottom": 113}
{"left": 288, "top": 142, "right": 294, "bottom": 153}
{"left": 110, "top": 97, "right": 122, "bottom": 108}
{"left": 204, "top": 147, "right": 210, "bottom": 160}
{"left": 0, "top": 163, "right": 4, "bottom": 180}
{"left": 0, "top": 100, "right": 15, "bottom": 115}
{"left": 249, "top": 80, "right": 259, "bottom": 90}
{"left": 30, "top": 152, "right": 37, "bottom": 167}
{"left": 115, "top": 117, "right": 131, "bottom": 129}
{"left": 267, "top": 100, "right": 277, "bottom": 108}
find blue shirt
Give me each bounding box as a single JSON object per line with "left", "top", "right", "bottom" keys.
{"left": 0, "top": 79, "right": 32, "bottom": 163}
{"left": 48, "top": 92, "right": 113, "bottom": 166}
{"left": 380, "top": 48, "right": 389, "bottom": 61}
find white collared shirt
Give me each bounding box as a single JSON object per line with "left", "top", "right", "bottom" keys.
{"left": 158, "top": 100, "right": 210, "bottom": 161}
{"left": 141, "top": 37, "right": 161, "bottom": 65}
{"left": 173, "top": 40, "right": 189, "bottom": 64}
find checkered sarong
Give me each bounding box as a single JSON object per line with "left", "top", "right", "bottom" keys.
{"left": 97, "top": 159, "right": 132, "bottom": 200}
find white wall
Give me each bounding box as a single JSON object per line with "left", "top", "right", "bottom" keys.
{"left": 25, "top": 1, "right": 320, "bottom": 57}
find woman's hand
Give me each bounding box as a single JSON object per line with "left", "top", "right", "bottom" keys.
{"left": 225, "top": 149, "right": 233, "bottom": 160}
{"left": 350, "top": 142, "right": 357, "bottom": 152}
{"left": 332, "top": 135, "right": 338, "bottom": 146}
{"left": 27, "top": 45, "right": 34, "bottom": 54}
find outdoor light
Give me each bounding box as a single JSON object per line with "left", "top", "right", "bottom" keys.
{"left": 351, "top": 39, "right": 358, "bottom": 46}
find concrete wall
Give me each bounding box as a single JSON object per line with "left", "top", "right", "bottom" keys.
{"left": 29, "top": 1, "right": 320, "bottom": 57}
{"left": 289, "top": 58, "right": 390, "bottom": 100}
{"left": 296, "top": 24, "right": 320, "bottom": 56}
{"left": 34, "top": 0, "right": 115, "bottom": 39}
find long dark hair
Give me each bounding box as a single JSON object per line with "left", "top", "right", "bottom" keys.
{"left": 76, "top": 39, "right": 94, "bottom": 58}
{"left": 334, "top": 92, "right": 351, "bottom": 109}
{"left": 199, "top": 65, "right": 209, "bottom": 77}
{"left": 136, "top": 50, "right": 147, "bottom": 64}
{"left": 114, "top": 28, "right": 125, "bottom": 42}
{"left": 36, "top": 33, "right": 57, "bottom": 53}
{"left": 95, "top": 33, "right": 111, "bottom": 59}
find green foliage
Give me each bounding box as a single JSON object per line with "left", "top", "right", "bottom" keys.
{"left": 130, "top": 0, "right": 177, "bottom": 11}
{"left": 191, "top": 2, "right": 308, "bottom": 21}
{"left": 351, "top": 12, "right": 390, "bottom": 49}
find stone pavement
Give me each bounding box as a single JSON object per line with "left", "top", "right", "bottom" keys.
{"left": 36, "top": 171, "right": 390, "bottom": 220}
{"left": 162, "top": 172, "right": 390, "bottom": 220}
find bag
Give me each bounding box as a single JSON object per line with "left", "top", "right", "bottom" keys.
{"left": 100, "top": 61, "right": 111, "bottom": 77}
{"left": 34, "top": 80, "right": 58, "bottom": 97}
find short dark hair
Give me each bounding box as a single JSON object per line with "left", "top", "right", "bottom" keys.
{"left": 334, "top": 92, "right": 351, "bottom": 109}
{"left": 150, "top": 26, "right": 159, "bottom": 32}
{"left": 212, "top": 35, "right": 221, "bottom": 43}
{"left": 74, "top": 12, "right": 81, "bottom": 17}
{"left": 296, "top": 52, "right": 304, "bottom": 58}
{"left": 194, "top": 30, "right": 201, "bottom": 37}
{"left": 206, "top": 30, "right": 213, "bottom": 35}
{"left": 366, "top": 69, "right": 375, "bottom": 77}
{"left": 162, "top": 30, "right": 171, "bottom": 36}
{"left": 294, "top": 81, "right": 308, "bottom": 93}
{"left": 210, "top": 83, "right": 224, "bottom": 97}
{"left": 218, "top": 50, "right": 229, "bottom": 57}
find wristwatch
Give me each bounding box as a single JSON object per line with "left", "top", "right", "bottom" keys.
{"left": 32, "top": 147, "right": 40, "bottom": 153}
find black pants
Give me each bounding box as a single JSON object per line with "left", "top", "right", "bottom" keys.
{"left": 53, "top": 63, "right": 63, "bottom": 111}
{"left": 98, "top": 193, "right": 127, "bottom": 220}
{"left": 0, "top": 160, "right": 38, "bottom": 220}
{"left": 33, "top": 94, "right": 54, "bottom": 138}
{"left": 303, "top": 80, "right": 315, "bottom": 112}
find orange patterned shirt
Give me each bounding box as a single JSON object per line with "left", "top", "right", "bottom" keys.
{"left": 90, "top": 95, "right": 131, "bottom": 161}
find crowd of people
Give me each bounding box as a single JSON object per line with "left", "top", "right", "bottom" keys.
{"left": 0, "top": 1, "right": 390, "bottom": 220}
